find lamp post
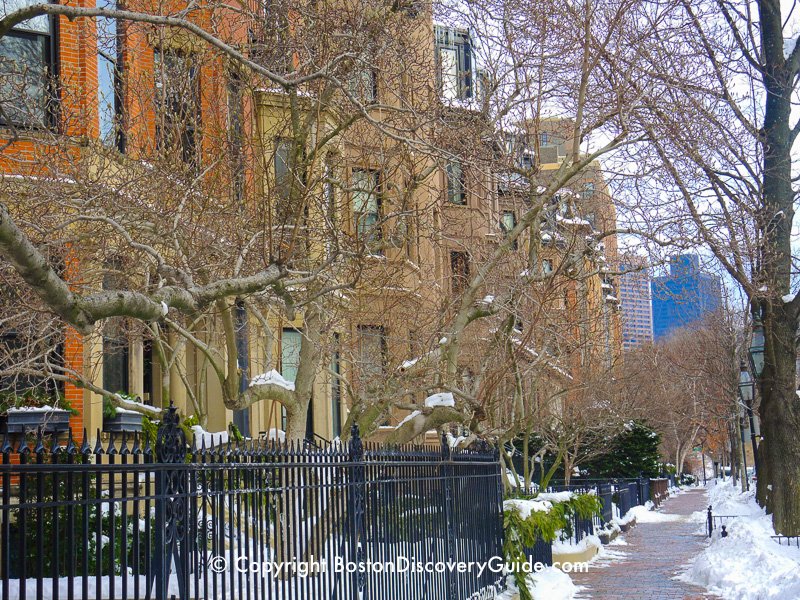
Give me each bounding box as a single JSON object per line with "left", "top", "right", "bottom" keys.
{"left": 748, "top": 317, "right": 766, "bottom": 380}
{"left": 739, "top": 411, "right": 749, "bottom": 491}
{"left": 738, "top": 361, "right": 759, "bottom": 476}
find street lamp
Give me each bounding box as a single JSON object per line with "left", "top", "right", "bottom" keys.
{"left": 738, "top": 360, "right": 759, "bottom": 478}
{"left": 748, "top": 317, "right": 765, "bottom": 379}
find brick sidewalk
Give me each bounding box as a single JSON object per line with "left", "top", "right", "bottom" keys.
{"left": 572, "top": 488, "right": 716, "bottom": 599}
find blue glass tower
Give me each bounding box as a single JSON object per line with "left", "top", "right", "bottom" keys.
{"left": 651, "top": 254, "right": 722, "bottom": 340}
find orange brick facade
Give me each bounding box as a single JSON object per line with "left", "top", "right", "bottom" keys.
{"left": 1, "top": 2, "right": 251, "bottom": 436}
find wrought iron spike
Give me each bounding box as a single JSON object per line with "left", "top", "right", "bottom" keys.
{"left": 65, "top": 429, "right": 76, "bottom": 455}
{"left": 50, "top": 434, "right": 62, "bottom": 457}
{"left": 131, "top": 431, "right": 141, "bottom": 454}
{"left": 17, "top": 438, "right": 30, "bottom": 454}
{"left": 120, "top": 430, "right": 130, "bottom": 455}
{"left": 0, "top": 431, "right": 11, "bottom": 454}
{"left": 33, "top": 427, "right": 45, "bottom": 456}
{"left": 106, "top": 432, "right": 118, "bottom": 455}
{"left": 80, "top": 429, "right": 91, "bottom": 455}
{"left": 93, "top": 429, "right": 104, "bottom": 455}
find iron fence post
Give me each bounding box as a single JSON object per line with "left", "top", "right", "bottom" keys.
{"left": 441, "top": 433, "right": 457, "bottom": 600}
{"left": 707, "top": 505, "right": 713, "bottom": 538}
{"left": 153, "top": 402, "right": 189, "bottom": 600}
{"left": 348, "top": 424, "right": 367, "bottom": 600}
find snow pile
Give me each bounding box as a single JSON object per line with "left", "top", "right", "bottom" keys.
{"left": 680, "top": 480, "right": 800, "bottom": 599}
{"left": 536, "top": 491, "right": 574, "bottom": 503}
{"left": 424, "top": 392, "right": 455, "bottom": 408}
{"left": 552, "top": 534, "right": 602, "bottom": 555}
{"left": 504, "top": 497, "right": 553, "bottom": 519}
{"left": 191, "top": 425, "right": 229, "bottom": 449}
{"left": 249, "top": 370, "right": 295, "bottom": 391}
{"left": 627, "top": 503, "right": 684, "bottom": 523}
{"left": 7, "top": 404, "right": 57, "bottom": 412}
{"left": 266, "top": 428, "right": 286, "bottom": 442}
{"left": 527, "top": 567, "right": 580, "bottom": 599}
{"left": 496, "top": 568, "right": 580, "bottom": 600}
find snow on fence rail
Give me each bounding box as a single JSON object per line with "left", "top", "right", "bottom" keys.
{"left": 0, "top": 402, "right": 504, "bottom": 600}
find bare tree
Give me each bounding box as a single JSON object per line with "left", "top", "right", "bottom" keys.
{"left": 612, "top": 0, "right": 800, "bottom": 532}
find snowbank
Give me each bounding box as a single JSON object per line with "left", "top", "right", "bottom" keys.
{"left": 527, "top": 567, "right": 580, "bottom": 599}
{"left": 680, "top": 479, "right": 800, "bottom": 599}
{"left": 627, "top": 503, "right": 683, "bottom": 523}
{"left": 552, "top": 534, "right": 601, "bottom": 555}
{"left": 496, "top": 568, "right": 580, "bottom": 600}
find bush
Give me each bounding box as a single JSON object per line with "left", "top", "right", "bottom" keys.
{"left": 8, "top": 475, "right": 154, "bottom": 578}
{"left": 503, "top": 493, "right": 601, "bottom": 600}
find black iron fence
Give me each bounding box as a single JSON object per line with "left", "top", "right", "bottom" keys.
{"left": 706, "top": 506, "right": 750, "bottom": 538}
{"left": 0, "top": 403, "right": 504, "bottom": 600}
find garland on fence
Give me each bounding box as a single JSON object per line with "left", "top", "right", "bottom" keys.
{"left": 502, "top": 493, "right": 602, "bottom": 600}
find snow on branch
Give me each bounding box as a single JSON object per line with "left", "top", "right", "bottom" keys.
{"left": 0, "top": 202, "right": 287, "bottom": 335}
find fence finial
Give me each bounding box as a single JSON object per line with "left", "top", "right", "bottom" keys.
{"left": 349, "top": 423, "right": 363, "bottom": 461}
{"left": 156, "top": 400, "right": 186, "bottom": 463}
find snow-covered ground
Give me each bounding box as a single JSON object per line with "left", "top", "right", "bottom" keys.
{"left": 680, "top": 479, "right": 800, "bottom": 600}
{"left": 496, "top": 568, "right": 582, "bottom": 600}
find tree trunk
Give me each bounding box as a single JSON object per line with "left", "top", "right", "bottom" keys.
{"left": 734, "top": 416, "right": 747, "bottom": 492}
{"left": 755, "top": 0, "right": 800, "bottom": 534}
{"left": 756, "top": 307, "right": 800, "bottom": 533}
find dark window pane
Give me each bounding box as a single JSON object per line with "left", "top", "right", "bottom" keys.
{"left": 331, "top": 334, "right": 342, "bottom": 438}
{"left": 353, "top": 169, "right": 381, "bottom": 247}
{"left": 103, "top": 335, "right": 129, "bottom": 393}
{"left": 97, "top": 0, "right": 122, "bottom": 148}
{"left": 446, "top": 160, "right": 466, "bottom": 204}
{"left": 0, "top": 33, "right": 48, "bottom": 126}
{"left": 274, "top": 138, "right": 292, "bottom": 200}
{"left": 450, "top": 251, "right": 470, "bottom": 293}
{"left": 357, "top": 325, "right": 386, "bottom": 384}
{"left": 154, "top": 49, "right": 200, "bottom": 163}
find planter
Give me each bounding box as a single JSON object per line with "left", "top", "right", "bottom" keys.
{"left": 0, "top": 408, "right": 71, "bottom": 434}
{"left": 103, "top": 410, "right": 143, "bottom": 433}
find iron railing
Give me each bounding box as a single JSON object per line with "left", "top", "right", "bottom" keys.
{"left": 0, "top": 403, "right": 504, "bottom": 600}
{"left": 772, "top": 535, "right": 800, "bottom": 548}
{"left": 706, "top": 506, "right": 749, "bottom": 538}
